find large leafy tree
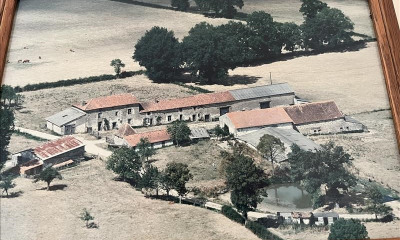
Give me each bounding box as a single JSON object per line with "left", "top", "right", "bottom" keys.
{"left": 0, "top": 107, "right": 14, "bottom": 170}
{"left": 300, "top": 0, "right": 328, "bottom": 19}
{"left": 226, "top": 155, "right": 269, "bottom": 218}
{"left": 288, "top": 142, "right": 356, "bottom": 197}
{"left": 365, "top": 185, "right": 393, "bottom": 219}
{"left": 133, "top": 27, "right": 183, "bottom": 82}
{"left": 277, "top": 22, "right": 302, "bottom": 52}
{"left": 301, "top": 7, "right": 354, "bottom": 50}
{"left": 182, "top": 22, "right": 246, "bottom": 83}
{"left": 136, "top": 138, "right": 156, "bottom": 162}
{"left": 0, "top": 85, "right": 17, "bottom": 106}
{"left": 167, "top": 120, "right": 191, "bottom": 146}
{"left": 0, "top": 175, "right": 17, "bottom": 196}
{"left": 256, "top": 134, "right": 285, "bottom": 175}
{"left": 171, "top": 0, "right": 190, "bottom": 11}
{"left": 110, "top": 59, "right": 125, "bottom": 77}
{"left": 195, "top": 0, "right": 244, "bottom": 18}
{"left": 33, "top": 167, "right": 62, "bottom": 190}
{"left": 139, "top": 164, "right": 161, "bottom": 196}
{"left": 106, "top": 147, "right": 142, "bottom": 183}
{"left": 328, "top": 219, "right": 368, "bottom": 240}
{"left": 246, "top": 11, "right": 282, "bottom": 58}
{"left": 163, "top": 162, "right": 193, "bottom": 202}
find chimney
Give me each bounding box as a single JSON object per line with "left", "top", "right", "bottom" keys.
{"left": 81, "top": 101, "right": 86, "bottom": 106}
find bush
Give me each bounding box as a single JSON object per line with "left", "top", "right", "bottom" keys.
{"left": 221, "top": 205, "right": 245, "bottom": 225}
{"left": 328, "top": 219, "right": 368, "bottom": 240}
{"left": 257, "top": 217, "right": 280, "bottom": 228}
{"left": 245, "top": 221, "right": 284, "bottom": 240}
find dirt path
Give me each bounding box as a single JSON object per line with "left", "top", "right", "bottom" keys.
{"left": 0, "top": 160, "right": 259, "bottom": 240}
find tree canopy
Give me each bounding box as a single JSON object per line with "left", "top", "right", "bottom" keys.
{"left": 300, "top": 0, "right": 328, "bottom": 19}
{"left": 139, "top": 164, "right": 161, "bottom": 195}
{"left": 194, "top": 0, "right": 244, "bottom": 18}
{"left": 0, "top": 175, "right": 16, "bottom": 196}
{"left": 133, "top": 26, "right": 183, "bottom": 82}
{"left": 288, "top": 142, "right": 356, "bottom": 197}
{"left": 106, "top": 147, "right": 142, "bottom": 183}
{"left": 0, "top": 107, "right": 14, "bottom": 170}
{"left": 33, "top": 167, "right": 62, "bottom": 190}
{"left": 328, "top": 219, "right": 368, "bottom": 240}
{"left": 171, "top": 0, "right": 190, "bottom": 11}
{"left": 226, "top": 155, "right": 269, "bottom": 217}
{"left": 256, "top": 134, "right": 285, "bottom": 174}
{"left": 163, "top": 162, "right": 193, "bottom": 202}
{"left": 365, "top": 185, "right": 393, "bottom": 219}
{"left": 136, "top": 138, "right": 156, "bottom": 162}
{"left": 301, "top": 7, "right": 354, "bottom": 50}
{"left": 167, "top": 120, "right": 191, "bottom": 146}
{"left": 110, "top": 59, "right": 125, "bottom": 77}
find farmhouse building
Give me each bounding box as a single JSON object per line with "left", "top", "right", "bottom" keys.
{"left": 16, "top": 136, "right": 85, "bottom": 176}
{"left": 284, "top": 101, "right": 366, "bottom": 135}
{"left": 46, "top": 83, "right": 295, "bottom": 135}
{"left": 123, "top": 129, "right": 173, "bottom": 149}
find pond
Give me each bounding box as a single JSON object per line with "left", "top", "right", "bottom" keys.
{"left": 259, "top": 183, "right": 313, "bottom": 211}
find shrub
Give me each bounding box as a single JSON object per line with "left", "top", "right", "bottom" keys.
{"left": 245, "top": 221, "right": 284, "bottom": 240}
{"left": 328, "top": 219, "right": 368, "bottom": 240}
{"left": 257, "top": 217, "right": 280, "bottom": 228}
{"left": 221, "top": 205, "right": 245, "bottom": 225}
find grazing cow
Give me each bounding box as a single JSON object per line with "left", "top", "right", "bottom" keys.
{"left": 23, "top": 59, "right": 30, "bottom": 63}
{"left": 70, "top": 49, "right": 75, "bottom": 52}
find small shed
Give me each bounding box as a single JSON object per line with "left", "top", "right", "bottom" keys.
{"left": 189, "top": 127, "right": 210, "bottom": 141}
{"left": 313, "top": 212, "right": 339, "bottom": 226}
{"left": 46, "top": 107, "right": 86, "bottom": 135}
{"left": 123, "top": 129, "right": 173, "bottom": 149}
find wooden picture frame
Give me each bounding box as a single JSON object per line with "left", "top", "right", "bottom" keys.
{"left": 1, "top": 0, "right": 399, "bottom": 149}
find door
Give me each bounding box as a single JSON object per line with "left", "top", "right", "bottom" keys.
{"left": 219, "top": 107, "right": 230, "bottom": 116}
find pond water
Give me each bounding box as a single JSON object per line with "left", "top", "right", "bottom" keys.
{"left": 259, "top": 183, "right": 313, "bottom": 210}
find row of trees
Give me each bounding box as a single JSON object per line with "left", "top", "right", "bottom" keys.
{"left": 171, "top": 0, "right": 244, "bottom": 18}
{"left": 134, "top": 0, "right": 355, "bottom": 83}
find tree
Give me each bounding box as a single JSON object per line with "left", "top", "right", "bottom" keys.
{"left": 328, "top": 219, "right": 368, "bottom": 240}
{"left": 277, "top": 22, "right": 302, "bottom": 52}
{"left": 0, "top": 85, "right": 17, "bottom": 106}
{"left": 365, "top": 185, "right": 393, "bottom": 219}
{"left": 139, "top": 164, "right": 161, "bottom": 196}
{"left": 79, "top": 208, "right": 95, "bottom": 228}
{"left": 133, "top": 27, "right": 183, "bottom": 82}
{"left": 167, "top": 120, "right": 191, "bottom": 146}
{"left": 110, "top": 59, "right": 125, "bottom": 77}
{"left": 0, "top": 175, "right": 16, "bottom": 196}
{"left": 163, "top": 162, "right": 193, "bottom": 203}
{"left": 106, "top": 147, "right": 142, "bottom": 183}
{"left": 246, "top": 11, "right": 281, "bottom": 58}
{"left": 0, "top": 107, "right": 14, "bottom": 170}
{"left": 136, "top": 138, "right": 156, "bottom": 162}
{"left": 33, "top": 167, "right": 62, "bottom": 190}
{"left": 300, "top": 0, "right": 328, "bottom": 19}
{"left": 257, "top": 134, "right": 285, "bottom": 175}
{"left": 214, "top": 125, "right": 230, "bottom": 139}
{"left": 225, "top": 155, "right": 269, "bottom": 218}
{"left": 288, "top": 142, "right": 356, "bottom": 198}
{"left": 301, "top": 7, "right": 354, "bottom": 51}
{"left": 195, "top": 0, "right": 244, "bottom": 18}
{"left": 171, "top": 0, "right": 189, "bottom": 11}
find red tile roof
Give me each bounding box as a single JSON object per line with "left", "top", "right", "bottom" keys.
{"left": 141, "top": 92, "right": 235, "bottom": 112}
{"left": 34, "top": 136, "right": 84, "bottom": 160}
{"left": 117, "top": 124, "right": 136, "bottom": 137}
{"left": 124, "top": 129, "right": 171, "bottom": 147}
{"left": 226, "top": 108, "right": 293, "bottom": 129}
{"left": 74, "top": 93, "right": 139, "bottom": 111}
{"left": 284, "top": 101, "right": 344, "bottom": 125}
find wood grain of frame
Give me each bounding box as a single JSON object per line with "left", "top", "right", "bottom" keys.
{"left": 0, "top": 0, "right": 399, "bottom": 149}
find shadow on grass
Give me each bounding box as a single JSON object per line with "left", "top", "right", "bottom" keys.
{"left": 218, "top": 75, "right": 261, "bottom": 86}
{"left": 37, "top": 184, "right": 68, "bottom": 191}
{"left": 1, "top": 190, "right": 24, "bottom": 198}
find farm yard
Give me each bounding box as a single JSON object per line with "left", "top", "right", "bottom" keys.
{"left": 2, "top": 0, "right": 400, "bottom": 239}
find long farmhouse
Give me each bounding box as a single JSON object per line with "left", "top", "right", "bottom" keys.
{"left": 46, "top": 83, "right": 295, "bottom": 135}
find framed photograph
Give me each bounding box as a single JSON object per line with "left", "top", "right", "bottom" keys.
{"left": 0, "top": 0, "right": 399, "bottom": 240}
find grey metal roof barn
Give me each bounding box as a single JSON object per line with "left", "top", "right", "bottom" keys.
{"left": 229, "top": 83, "right": 294, "bottom": 101}
{"left": 238, "top": 127, "right": 321, "bottom": 153}
{"left": 189, "top": 127, "right": 210, "bottom": 139}
{"left": 45, "top": 107, "right": 86, "bottom": 127}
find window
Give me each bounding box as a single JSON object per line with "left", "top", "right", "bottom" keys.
{"left": 167, "top": 115, "right": 172, "bottom": 122}
{"left": 192, "top": 114, "right": 196, "bottom": 121}
{"left": 128, "top": 119, "right": 132, "bottom": 124}
{"left": 179, "top": 108, "right": 183, "bottom": 112}
{"left": 260, "top": 101, "right": 271, "bottom": 109}
{"left": 219, "top": 107, "right": 230, "bottom": 116}
{"left": 98, "top": 113, "right": 102, "bottom": 118}
{"left": 128, "top": 109, "right": 132, "bottom": 114}
{"left": 162, "top": 141, "right": 165, "bottom": 147}
{"left": 112, "top": 122, "right": 117, "bottom": 129}
{"left": 115, "top": 111, "right": 118, "bottom": 116}
{"left": 180, "top": 115, "right": 183, "bottom": 121}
